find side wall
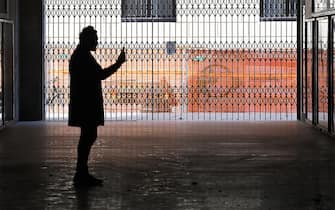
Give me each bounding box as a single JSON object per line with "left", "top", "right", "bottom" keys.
{"left": 18, "top": 0, "right": 43, "bottom": 120}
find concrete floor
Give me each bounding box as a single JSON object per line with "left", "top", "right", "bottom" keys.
{"left": 0, "top": 121, "right": 335, "bottom": 210}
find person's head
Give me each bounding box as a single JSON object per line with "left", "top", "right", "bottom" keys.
{"left": 79, "top": 26, "right": 98, "bottom": 51}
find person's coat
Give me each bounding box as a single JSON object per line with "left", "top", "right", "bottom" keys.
{"left": 68, "top": 46, "right": 105, "bottom": 127}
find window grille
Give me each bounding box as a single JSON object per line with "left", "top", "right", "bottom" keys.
{"left": 121, "top": 0, "right": 176, "bottom": 22}
{"left": 260, "top": 0, "right": 297, "bottom": 21}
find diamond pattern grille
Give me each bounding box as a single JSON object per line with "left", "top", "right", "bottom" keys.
{"left": 44, "top": 0, "right": 297, "bottom": 120}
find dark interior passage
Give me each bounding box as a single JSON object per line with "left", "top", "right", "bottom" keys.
{"left": 0, "top": 121, "right": 334, "bottom": 209}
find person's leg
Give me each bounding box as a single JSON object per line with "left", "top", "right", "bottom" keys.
{"left": 76, "top": 125, "right": 97, "bottom": 175}
{"left": 74, "top": 125, "right": 102, "bottom": 186}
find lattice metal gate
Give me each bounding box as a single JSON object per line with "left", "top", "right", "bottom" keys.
{"left": 44, "top": 0, "right": 297, "bottom": 121}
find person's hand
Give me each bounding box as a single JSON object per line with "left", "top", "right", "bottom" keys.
{"left": 117, "top": 47, "right": 126, "bottom": 65}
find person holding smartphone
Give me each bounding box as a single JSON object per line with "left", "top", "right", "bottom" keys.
{"left": 69, "top": 26, "right": 126, "bottom": 187}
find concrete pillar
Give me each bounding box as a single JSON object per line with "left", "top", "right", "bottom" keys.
{"left": 18, "top": 0, "right": 43, "bottom": 120}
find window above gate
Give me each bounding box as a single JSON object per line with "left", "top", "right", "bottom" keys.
{"left": 305, "top": 0, "right": 335, "bottom": 19}
{"left": 121, "top": 0, "right": 176, "bottom": 22}
{"left": 260, "top": 0, "right": 297, "bottom": 21}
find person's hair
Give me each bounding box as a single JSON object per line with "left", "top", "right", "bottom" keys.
{"left": 79, "top": 26, "right": 97, "bottom": 43}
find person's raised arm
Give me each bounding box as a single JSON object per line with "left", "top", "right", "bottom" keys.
{"left": 99, "top": 48, "right": 126, "bottom": 80}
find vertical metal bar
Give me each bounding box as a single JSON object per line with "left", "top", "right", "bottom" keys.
{"left": 312, "top": 20, "right": 318, "bottom": 125}
{"left": 247, "top": 13, "right": 250, "bottom": 120}
{"left": 136, "top": 20, "right": 139, "bottom": 120}
{"left": 120, "top": 2, "right": 123, "bottom": 121}
{"left": 312, "top": 0, "right": 315, "bottom": 12}
{"left": 269, "top": 16, "right": 272, "bottom": 120}
{"left": 327, "top": 16, "right": 333, "bottom": 132}
{"left": 215, "top": 8, "right": 218, "bottom": 121}
{"left": 175, "top": 27, "right": 178, "bottom": 120}
{"left": 197, "top": 13, "right": 199, "bottom": 120}
{"left": 220, "top": 11, "right": 223, "bottom": 120}
{"left": 304, "top": 22, "right": 309, "bottom": 120}
{"left": 0, "top": 23, "right": 3, "bottom": 125}
{"left": 41, "top": 2, "right": 45, "bottom": 121}
{"left": 297, "top": 0, "right": 303, "bottom": 120}
{"left": 260, "top": 0, "right": 264, "bottom": 18}
{"left": 62, "top": 13, "right": 65, "bottom": 120}
{"left": 10, "top": 23, "right": 15, "bottom": 122}
{"left": 56, "top": 13, "right": 59, "bottom": 120}
{"left": 151, "top": 18, "right": 154, "bottom": 120}
{"left": 191, "top": 11, "right": 194, "bottom": 121}
{"left": 169, "top": 21, "right": 171, "bottom": 120}
{"left": 261, "top": 16, "right": 264, "bottom": 120}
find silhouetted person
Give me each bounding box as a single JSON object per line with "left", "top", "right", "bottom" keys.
{"left": 69, "top": 26, "right": 126, "bottom": 187}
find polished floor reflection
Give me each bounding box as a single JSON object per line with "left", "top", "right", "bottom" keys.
{"left": 0, "top": 121, "right": 335, "bottom": 209}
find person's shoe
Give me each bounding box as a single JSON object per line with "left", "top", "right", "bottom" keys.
{"left": 87, "top": 174, "right": 103, "bottom": 186}
{"left": 73, "top": 173, "right": 103, "bottom": 187}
